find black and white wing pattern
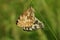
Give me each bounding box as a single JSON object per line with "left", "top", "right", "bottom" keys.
{"left": 22, "top": 17, "right": 44, "bottom": 31}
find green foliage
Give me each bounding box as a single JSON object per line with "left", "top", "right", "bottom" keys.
{"left": 0, "top": 0, "right": 60, "bottom": 40}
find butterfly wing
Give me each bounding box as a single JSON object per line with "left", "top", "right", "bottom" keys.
{"left": 22, "top": 17, "right": 44, "bottom": 31}
{"left": 16, "top": 7, "right": 44, "bottom": 31}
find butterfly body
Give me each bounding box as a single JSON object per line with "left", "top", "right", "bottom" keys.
{"left": 16, "top": 7, "right": 44, "bottom": 31}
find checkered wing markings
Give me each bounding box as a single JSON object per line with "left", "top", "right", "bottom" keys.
{"left": 16, "top": 16, "right": 44, "bottom": 31}
{"left": 16, "top": 17, "right": 44, "bottom": 31}
{"left": 34, "top": 18, "right": 44, "bottom": 29}
{"left": 22, "top": 18, "right": 44, "bottom": 31}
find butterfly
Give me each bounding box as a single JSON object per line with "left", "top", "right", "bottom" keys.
{"left": 16, "top": 7, "right": 44, "bottom": 31}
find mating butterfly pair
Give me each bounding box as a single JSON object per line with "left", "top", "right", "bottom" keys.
{"left": 16, "top": 7, "right": 44, "bottom": 31}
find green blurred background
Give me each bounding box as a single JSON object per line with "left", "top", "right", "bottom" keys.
{"left": 0, "top": 0, "right": 60, "bottom": 40}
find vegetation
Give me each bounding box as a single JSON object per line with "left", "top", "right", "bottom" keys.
{"left": 0, "top": 0, "right": 60, "bottom": 40}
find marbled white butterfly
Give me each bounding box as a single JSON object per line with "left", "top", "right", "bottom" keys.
{"left": 16, "top": 7, "right": 44, "bottom": 31}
